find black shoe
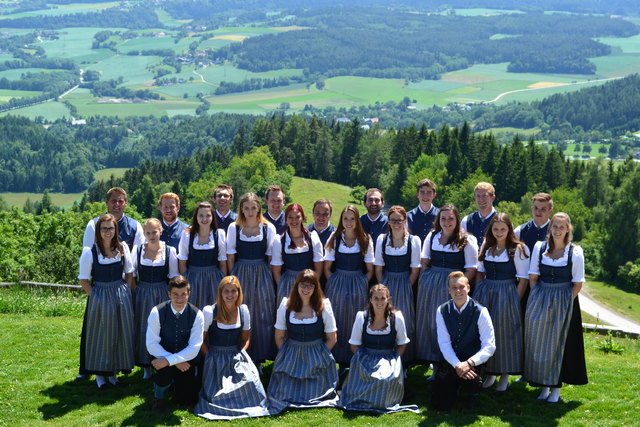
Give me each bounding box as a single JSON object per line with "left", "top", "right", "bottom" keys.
{"left": 467, "top": 395, "right": 480, "bottom": 410}
{"left": 151, "top": 398, "right": 166, "bottom": 413}
{"left": 97, "top": 383, "right": 109, "bottom": 391}
{"left": 75, "top": 374, "right": 88, "bottom": 382}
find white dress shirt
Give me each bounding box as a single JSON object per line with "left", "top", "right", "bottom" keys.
{"left": 146, "top": 304, "right": 204, "bottom": 366}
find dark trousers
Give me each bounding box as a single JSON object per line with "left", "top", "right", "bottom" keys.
{"left": 431, "top": 362, "right": 485, "bottom": 411}
{"left": 154, "top": 363, "right": 199, "bottom": 405}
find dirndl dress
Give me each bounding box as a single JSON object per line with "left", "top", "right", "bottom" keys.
{"left": 324, "top": 241, "right": 369, "bottom": 364}
{"left": 473, "top": 258, "right": 523, "bottom": 374}
{"left": 268, "top": 306, "right": 338, "bottom": 414}
{"left": 133, "top": 244, "right": 172, "bottom": 367}
{"left": 231, "top": 224, "right": 276, "bottom": 361}
{"left": 377, "top": 233, "right": 419, "bottom": 364}
{"left": 182, "top": 230, "right": 225, "bottom": 310}
{"left": 273, "top": 233, "right": 317, "bottom": 303}
{"left": 524, "top": 243, "right": 587, "bottom": 387}
{"left": 339, "top": 311, "right": 418, "bottom": 414}
{"left": 79, "top": 245, "right": 134, "bottom": 375}
{"left": 194, "top": 305, "right": 270, "bottom": 420}
{"left": 415, "top": 234, "right": 467, "bottom": 362}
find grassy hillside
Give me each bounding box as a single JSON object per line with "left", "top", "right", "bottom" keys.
{"left": 289, "top": 177, "right": 365, "bottom": 226}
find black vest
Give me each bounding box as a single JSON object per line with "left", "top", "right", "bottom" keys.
{"left": 519, "top": 220, "right": 549, "bottom": 254}
{"left": 157, "top": 301, "right": 199, "bottom": 359}
{"left": 440, "top": 298, "right": 483, "bottom": 361}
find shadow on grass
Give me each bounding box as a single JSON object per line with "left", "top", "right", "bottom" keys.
{"left": 38, "top": 370, "right": 184, "bottom": 425}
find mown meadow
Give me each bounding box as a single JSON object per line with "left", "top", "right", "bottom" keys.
{"left": 0, "top": 285, "right": 637, "bottom": 426}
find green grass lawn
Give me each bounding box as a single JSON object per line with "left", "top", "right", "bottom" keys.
{"left": 0, "top": 100, "right": 71, "bottom": 121}
{"left": 0, "top": 285, "right": 638, "bottom": 426}
{"left": 583, "top": 276, "right": 640, "bottom": 325}
{"left": 289, "top": 177, "right": 365, "bottom": 226}
{"left": 0, "top": 192, "right": 82, "bottom": 208}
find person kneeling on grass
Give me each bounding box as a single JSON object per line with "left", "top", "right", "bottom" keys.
{"left": 432, "top": 271, "right": 495, "bottom": 411}
{"left": 146, "top": 275, "right": 204, "bottom": 412}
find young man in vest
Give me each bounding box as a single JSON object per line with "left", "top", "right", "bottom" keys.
{"left": 461, "top": 182, "right": 497, "bottom": 248}
{"left": 514, "top": 193, "right": 554, "bottom": 254}
{"left": 264, "top": 185, "right": 287, "bottom": 235}
{"left": 360, "top": 188, "right": 388, "bottom": 249}
{"left": 432, "top": 271, "right": 495, "bottom": 411}
{"left": 158, "top": 192, "right": 188, "bottom": 250}
{"left": 307, "top": 198, "right": 336, "bottom": 248}
{"left": 407, "top": 178, "right": 439, "bottom": 242}
{"left": 82, "top": 187, "right": 144, "bottom": 249}
{"left": 146, "top": 275, "right": 204, "bottom": 412}
{"left": 213, "top": 184, "right": 237, "bottom": 232}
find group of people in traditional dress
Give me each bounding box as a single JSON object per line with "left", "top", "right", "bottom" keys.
{"left": 76, "top": 179, "right": 587, "bottom": 417}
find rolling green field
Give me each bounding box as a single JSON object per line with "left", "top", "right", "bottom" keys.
{"left": 0, "top": 88, "right": 43, "bottom": 102}
{"left": 0, "top": 192, "right": 82, "bottom": 208}
{"left": 39, "top": 27, "right": 124, "bottom": 61}
{"left": 93, "top": 167, "right": 130, "bottom": 182}
{"left": 0, "top": 100, "right": 71, "bottom": 121}
{"left": 289, "top": 177, "right": 365, "bottom": 226}
{"left": 0, "top": 1, "right": 121, "bottom": 19}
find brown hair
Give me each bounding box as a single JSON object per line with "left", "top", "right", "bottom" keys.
{"left": 474, "top": 182, "right": 495, "bottom": 196}
{"left": 532, "top": 192, "right": 554, "bottom": 210}
{"left": 189, "top": 201, "right": 218, "bottom": 235}
{"left": 286, "top": 269, "right": 325, "bottom": 315}
{"left": 143, "top": 217, "right": 163, "bottom": 231}
{"left": 214, "top": 184, "right": 234, "bottom": 200}
{"left": 386, "top": 205, "right": 407, "bottom": 246}
{"left": 105, "top": 187, "right": 127, "bottom": 202}
{"left": 478, "top": 213, "right": 528, "bottom": 261}
{"left": 433, "top": 204, "right": 468, "bottom": 250}
{"left": 326, "top": 205, "right": 370, "bottom": 255}
{"left": 546, "top": 212, "right": 573, "bottom": 253}
{"left": 416, "top": 178, "right": 437, "bottom": 192}
{"left": 235, "top": 192, "right": 267, "bottom": 227}
{"left": 214, "top": 275, "right": 243, "bottom": 323}
{"left": 366, "top": 284, "right": 395, "bottom": 325}
{"left": 95, "top": 214, "right": 123, "bottom": 256}
{"left": 313, "top": 198, "right": 333, "bottom": 215}
{"left": 364, "top": 188, "right": 384, "bottom": 204}
{"left": 265, "top": 185, "right": 284, "bottom": 200}
{"left": 168, "top": 275, "right": 190, "bottom": 291}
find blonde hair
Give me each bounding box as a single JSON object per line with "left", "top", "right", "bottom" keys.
{"left": 235, "top": 192, "right": 267, "bottom": 227}
{"left": 143, "top": 218, "right": 163, "bottom": 231}
{"left": 474, "top": 182, "right": 495, "bottom": 196}
{"left": 214, "top": 276, "right": 243, "bottom": 323}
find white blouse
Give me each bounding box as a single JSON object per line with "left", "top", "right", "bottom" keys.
{"left": 348, "top": 310, "right": 410, "bottom": 346}
{"left": 528, "top": 241, "right": 585, "bottom": 283}
{"left": 202, "top": 304, "right": 251, "bottom": 331}
{"left": 270, "top": 231, "right": 324, "bottom": 265}
{"left": 274, "top": 297, "right": 337, "bottom": 333}
{"left": 177, "top": 229, "right": 227, "bottom": 261}
{"left": 421, "top": 231, "right": 478, "bottom": 269}
{"left": 225, "top": 222, "right": 277, "bottom": 256}
{"left": 131, "top": 242, "right": 180, "bottom": 278}
{"left": 324, "top": 232, "right": 375, "bottom": 263}
{"left": 374, "top": 233, "right": 422, "bottom": 268}
{"left": 78, "top": 242, "right": 134, "bottom": 280}
{"left": 477, "top": 245, "right": 530, "bottom": 279}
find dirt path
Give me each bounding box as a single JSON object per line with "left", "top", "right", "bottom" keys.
{"left": 488, "top": 76, "right": 623, "bottom": 103}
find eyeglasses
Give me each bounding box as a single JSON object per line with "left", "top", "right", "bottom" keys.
{"left": 100, "top": 227, "right": 116, "bottom": 232}
{"left": 389, "top": 219, "right": 404, "bottom": 224}
{"left": 216, "top": 194, "right": 231, "bottom": 199}
{"left": 299, "top": 283, "right": 315, "bottom": 290}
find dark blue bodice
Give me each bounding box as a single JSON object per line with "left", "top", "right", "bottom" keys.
{"left": 465, "top": 211, "right": 496, "bottom": 247}
{"left": 160, "top": 219, "right": 188, "bottom": 250}
{"left": 429, "top": 233, "right": 466, "bottom": 269}
{"left": 519, "top": 220, "right": 549, "bottom": 254}
{"left": 187, "top": 230, "right": 219, "bottom": 267}
{"left": 137, "top": 244, "right": 170, "bottom": 283}
{"left": 266, "top": 212, "right": 286, "bottom": 235}
{"left": 538, "top": 243, "right": 573, "bottom": 283}
{"left": 361, "top": 213, "right": 388, "bottom": 249}
{"left": 483, "top": 258, "right": 517, "bottom": 281}
{"left": 157, "top": 301, "right": 199, "bottom": 358}
{"left": 281, "top": 235, "right": 314, "bottom": 271}
{"left": 91, "top": 245, "right": 124, "bottom": 282}
{"left": 207, "top": 306, "right": 244, "bottom": 347}
{"left": 440, "top": 298, "right": 482, "bottom": 361}
{"left": 286, "top": 309, "right": 325, "bottom": 342}
{"left": 307, "top": 223, "right": 336, "bottom": 249}
{"left": 236, "top": 225, "right": 268, "bottom": 261}
{"left": 361, "top": 312, "right": 396, "bottom": 350}
{"left": 216, "top": 211, "right": 237, "bottom": 232}
{"left": 381, "top": 234, "right": 413, "bottom": 273}
{"left": 407, "top": 205, "right": 439, "bottom": 241}
{"left": 333, "top": 236, "right": 365, "bottom": 271}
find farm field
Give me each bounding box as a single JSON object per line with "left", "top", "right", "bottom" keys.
{"left": 0, "top": 88, "right": 43, "bottom": 102}
{"left": 0, "top": 1, "right": 121, "bottom": 19}
{"left": 39, "top": 27, "right": 124, "bottom": 61}
{"left": 0, "top": 192, "right": 82, "bottom": 208}
{"left": 0, "top": 100, "right": 70, "bottom": 121}
{"left": 65, "top": 90, "right": 199, "bottom": 117}
{"left": 93, "top": 167, "right": 129, "bottom": 182}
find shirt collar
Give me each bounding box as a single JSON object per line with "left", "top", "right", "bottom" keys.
{"left": 453, "top": 297, "right": 470, "bottom": 313}
{"left": 170, "top": 305, "right": 186, "bottom": 315}
{"left": 216, "top": 209, "right": 229, "bottom": 220}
